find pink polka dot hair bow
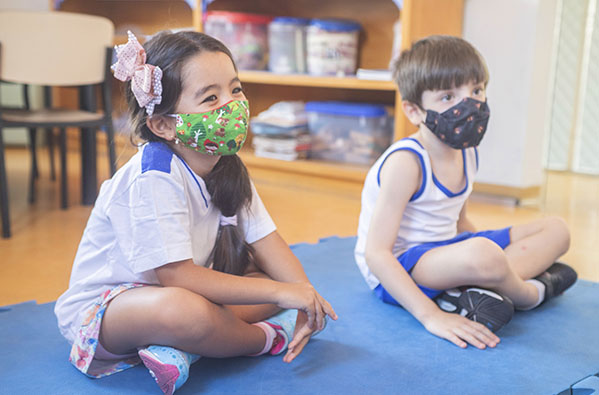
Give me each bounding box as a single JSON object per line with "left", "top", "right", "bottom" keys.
{"left": 111, "top": 31, "right": 162, "bottom": 116}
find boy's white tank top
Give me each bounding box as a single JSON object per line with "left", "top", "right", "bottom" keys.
{"left": 354, "top": 137, "right": 479, "bottom": 289}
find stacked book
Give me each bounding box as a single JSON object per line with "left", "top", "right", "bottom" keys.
{"left": 250, "top": 101, "right": 311, "bottom": 161}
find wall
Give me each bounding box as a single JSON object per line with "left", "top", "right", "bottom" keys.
{"left": 463, "top": 0, "right": 558, "bottom": 189}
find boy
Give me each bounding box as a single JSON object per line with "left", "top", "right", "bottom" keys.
{"left": 354, "top": 35, "right": 576, "bottom": 349}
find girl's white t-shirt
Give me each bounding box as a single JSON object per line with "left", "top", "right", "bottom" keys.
{"left": 55, "top": 142, "right": 276, "bottom": 343}
{"left": 354, "top": 138, "right": 478, "bottom": 289}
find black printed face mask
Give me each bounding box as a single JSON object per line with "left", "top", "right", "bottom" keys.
{"left": 423, "top": 98, "right": 490, "bottom": 149}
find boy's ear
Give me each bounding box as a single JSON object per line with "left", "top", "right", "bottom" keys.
{"left": 402, "top": 100, "right": 426, "bottom": 126}
{"left": 146, "top": 115, "right": 176, "bottom": 141}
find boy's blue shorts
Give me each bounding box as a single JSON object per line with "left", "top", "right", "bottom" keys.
{"left": 374, "top": 226, "right": 512, "bottom": 304}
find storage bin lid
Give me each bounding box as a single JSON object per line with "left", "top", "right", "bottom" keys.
{"left": 305, "top": 101, "right": 387, "bottom": 117}
{"left": 205, "top": 11, "right": 272, "bottom": 25}
{"left": 309, "top": 19, "right": 361, "bottom": 32}
{"left": 271, "top": 17, "right": 310, "bottom": 25}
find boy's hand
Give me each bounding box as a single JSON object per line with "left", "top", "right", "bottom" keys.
{"left": 423, "top": 310, "right": 500, "bottom": 349}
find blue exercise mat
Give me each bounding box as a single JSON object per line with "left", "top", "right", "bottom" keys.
{"left": 1, "top": 236, "right": 597, "bottom": 394}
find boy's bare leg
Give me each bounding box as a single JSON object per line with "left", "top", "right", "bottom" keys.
{"left": 410, "top": 238, "right": 539, "bottom": 309}
{"left": 504, "top": 216, "right": 570, "bottom": 279}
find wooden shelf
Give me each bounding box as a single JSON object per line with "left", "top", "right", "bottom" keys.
{"left": 238, "top": 150, "right": 369, "bottom": 183}
{"left": 239, "top": 71, "right": 397, "bottom": 91}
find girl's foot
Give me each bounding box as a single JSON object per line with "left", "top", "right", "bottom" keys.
{"left": 138, "top": 345, "right": 200, "bottom": 395}
{"left": 263, "top": 309, "right": 327, "bottom": 355}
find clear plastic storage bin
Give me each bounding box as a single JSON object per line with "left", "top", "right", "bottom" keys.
{"left": 204, "top": 11, "right": 272, "bottom": 70}
{"left": 306, "top": 19, "right": 360, "bottom": 76}
{"left": 268, "top": 17, "right": 309, "bottom": 74}
{"left": 305, "top": 101, "right": 392, "bottom": 165}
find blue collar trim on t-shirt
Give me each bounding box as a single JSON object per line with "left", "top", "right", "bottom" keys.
{"left": 141, "top": 141, "right": 173, "bottom": 174}
{"left": 177, "top": 155, "right": 209, "bottom": 209}
{"left": 141, "top": 141, "right": 209, "bottom": 208}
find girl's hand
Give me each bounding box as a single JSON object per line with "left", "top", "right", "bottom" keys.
{"left": 283, "top": 310, "right": 311, "bottom": 363}
{"left": 422, "top": 310, "right": 500, "bottom": 349}
{"left": 274, "top": 282, "right": 337, "bottom": 361}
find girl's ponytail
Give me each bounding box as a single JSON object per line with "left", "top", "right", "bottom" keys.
{"left": 205, "top": 155, "right": 255, "bottom": 275}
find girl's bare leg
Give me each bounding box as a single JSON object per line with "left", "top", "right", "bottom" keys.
{"left": 99, "top": 286, "right": 268, "bottom": 357}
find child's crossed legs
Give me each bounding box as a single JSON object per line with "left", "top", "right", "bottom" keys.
{"left": 99, "top": 285, "right": 278, "bottom": 358}
{"left": 410, "top": 217, "right": 571, "bottom": 309}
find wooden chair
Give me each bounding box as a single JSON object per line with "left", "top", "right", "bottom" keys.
{"left": 0, "top": 82, "right": 58, "bottom": 204}
{"left": 0, "top": 10, "right": 116, "bottom": 238}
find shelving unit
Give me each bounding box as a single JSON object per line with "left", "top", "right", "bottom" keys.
{"left": 55, "top": 0, "right": 464, "bottom": 183}
{"left": 238, "top": 71, "right": 397, "bottom": 91}
{"left": 201, "top": 0, "right": 464, "bottom": 181}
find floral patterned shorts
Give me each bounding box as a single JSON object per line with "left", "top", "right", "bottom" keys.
{"left": 69, "top": 283, "right": 146, "bottom": 378}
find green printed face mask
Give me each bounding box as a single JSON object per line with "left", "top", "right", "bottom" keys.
{"left": 171, "top": 100, "right": 249, "bottom": 155}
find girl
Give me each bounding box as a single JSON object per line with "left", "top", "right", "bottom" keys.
{"left": 55, "top": 30, "right": 337, "bottom": 395}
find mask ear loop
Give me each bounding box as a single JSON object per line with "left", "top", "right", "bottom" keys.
{"left": 416, "top": 103, "right": 429, "bottom": 128}
{"left": 158, "top": 114, "right": 179, "bottom": 144}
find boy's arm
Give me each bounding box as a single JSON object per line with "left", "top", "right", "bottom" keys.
{"left": 365, "top": 151, "right": 441, "bottom": 321}
{"left": 365, "top": 152, "right": 497, "bottom": 349}
{"left": 457, "top": 202, "right": 477, "bottom": 233}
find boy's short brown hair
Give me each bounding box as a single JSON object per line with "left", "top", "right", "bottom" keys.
{"left": 392, "top": 35, "right": 489, "bottom": 107}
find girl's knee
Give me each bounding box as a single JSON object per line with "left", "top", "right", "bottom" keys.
{"left": 466, "top": 237, "right": 510, "bottom": 284}
{"left": 153, "top": 287, "right": 218, "bottom": 341}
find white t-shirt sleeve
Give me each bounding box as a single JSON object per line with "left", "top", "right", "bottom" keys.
{"left": 242, "top": 182, "right": 277, "bottom": 244}
{"left": 108, "top": 169, "right": 193, "bottom": 274}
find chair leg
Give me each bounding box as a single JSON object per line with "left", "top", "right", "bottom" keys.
{"left": 28, "top": 127, "right": 37, "bottom": 204}
{"left": 106, "top": 122, "right": 117, "bottom": 176}
{"left": 59, "top": 128, "right": 68, "bottom": 210}
{"left": 43, "top": 87, "right": 56, "bottom": 181}
{"left": 29, "top": 128, "right": 39, "bottom": 179}
{"left": 47, "top": 128, "right": 56, "bottom": 181}
{"left": 0, "top": 129, "right": 11, "bottom": 238}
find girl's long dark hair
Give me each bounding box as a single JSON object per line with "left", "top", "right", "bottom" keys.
{"left": 125, "top": 30, "right": 254, "bottom": 275}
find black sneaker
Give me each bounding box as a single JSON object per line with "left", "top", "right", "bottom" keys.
{"left": 534, "top": 262, "right": 577, "bottom": 303}
{"left": 435, "top": 287, "right": 515, "bottom": 332}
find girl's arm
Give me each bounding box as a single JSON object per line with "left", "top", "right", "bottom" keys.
{"left": 155, "top": 259, "right": 314, "bottom": 307}
{"left": 457, "top": 202, "right": 476, "bottom": 233}
{"left": 250, "top": 231, "right": 334, "bottom": 362}
{"left": 250, "top": 231, "right": 309, "bottom": 284}
{"left": 364, "top": 151, "right": 495, "bottom": 349}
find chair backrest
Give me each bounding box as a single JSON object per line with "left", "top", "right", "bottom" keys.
{"left": 0, "top": 10, "right": 114, "bottom": 86}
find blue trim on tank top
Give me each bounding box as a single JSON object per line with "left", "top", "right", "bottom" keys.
{"left": 403, "top": 137, "right": 424, "bottom": 149}
{"left": 377, "top": 138, "right": 427, "bottom": 202}
{"left": 431, "top": 149, "right": 469, "bottom": 198}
